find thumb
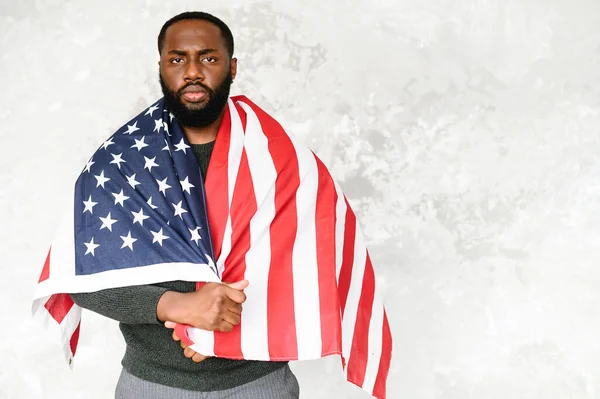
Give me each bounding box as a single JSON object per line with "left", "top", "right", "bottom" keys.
{"left": 224, "top": 279, "right": 249, "bottom": 291}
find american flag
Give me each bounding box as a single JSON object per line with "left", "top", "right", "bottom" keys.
{"left": 32, "top": 96, "right": 392, "bottom": 398}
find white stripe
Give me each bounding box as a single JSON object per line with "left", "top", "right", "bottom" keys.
{"left": 48, "top": 192, "right": 77, "bottom": 280}
{"left": 61, "top": 304, "right": 82, "bottom": 366}
{"left": 215, "top": 99, "right": 245, "bottom": 277}
{"left": 187, "top": 328, "right": 215, "bottom": 357}
{"left": 360, "top": 282, "right": 384, "bottom": 393}
{"left": 341, "top": 212, "right": 367, "bottom": 375}
{"left": 334, "top": 183, "right": 347, "bottom": 283}
{"left": 237, "top": 101, "right": 277, "bottom": 360}
{"left": 289, "top": 136, "right": 322, "bottom": 360}
{"left": 33, "top": 261, "right": 221, "bottom": 299}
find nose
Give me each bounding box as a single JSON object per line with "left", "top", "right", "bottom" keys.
{"left": 184, "top": 60, "right": 204, "bottom": 82}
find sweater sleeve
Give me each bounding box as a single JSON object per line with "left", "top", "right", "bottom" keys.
{"left": 70, "top": 285, "right": 169, "bottom": 325}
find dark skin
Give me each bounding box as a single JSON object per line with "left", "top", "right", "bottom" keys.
{"left": 158, "top": 19, "right": 238, "bottom": 144}
{"left": 156, "top": 19, "right": 245, "bottom": 362}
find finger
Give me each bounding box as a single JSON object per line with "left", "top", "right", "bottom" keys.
{"left": 224, "top": 288, "right": 247, "bottom": 304}
{"left": 172, "top": 330, "right": 181, "bottom": 341}
{"left": 164, "top": 321, "right": 177, "bottom": 329}
{"left": 222, "top": 297, "right": 242, "bottom": 314}
{"left": 217, "top": 321, "right": 234, "bottom": 333}
{"left": 183, "top": 347, "right": 196, "bottom": 358}
{"left": 192, "top": 352, "right": 208, "bottom": 363}
{"left": 222, "top": 311, "right": 241, "bottom": 326}
{"left": 180, "top": 340, "right": 188, "bottom": 350}
{"left": 224, "top": 279, "right": 249, "bottom": 291}
{"left": 228, "top": 303, "right": 243, "bottom": 315}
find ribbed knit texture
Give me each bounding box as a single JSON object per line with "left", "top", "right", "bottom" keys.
{"left": 71, "top": 140, "right": 286, "bottom": 391}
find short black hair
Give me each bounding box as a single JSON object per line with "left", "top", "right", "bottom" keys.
{"left": 157, "top": 11, "right": 234, "bottom": 57}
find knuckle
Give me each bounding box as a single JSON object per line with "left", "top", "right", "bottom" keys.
{"left": 208, "top": 318, "right": 219, "bottom": 329}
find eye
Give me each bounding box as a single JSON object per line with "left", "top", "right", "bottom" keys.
{"left": 203, "top": 57, "right": 217, "bottom": 63}
{"left": 170, "top": 57, "right": 184, "bottom": 64}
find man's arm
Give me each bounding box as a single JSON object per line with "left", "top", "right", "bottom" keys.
{"left": 71, "top": 280, "right": 248, "bottom": 327}
{"left": 70, "top": 285, "right": 169, "bottom": 325}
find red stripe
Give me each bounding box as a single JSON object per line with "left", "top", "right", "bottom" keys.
{"left": 338, "top": 201, "right": 356, "bottom": 316}
{"left": 38, "top": 247, "right": 51, "bottom": 283}
{"left": 221, "top": 150, "right": 256, "bottom": 280}
{"left": 70, "top": 322, "right": 81, "bottom": 356}
{"left": 213, "top": 149, "right": 256, "bottom": 358}
{"left": 242, "top": 98, "right": 299, "bottom": 359}
{"left": 205, "top": 105, "right": 232, "bottom": 262}
{"left": 373, "top": 311, "right": 392, "bottom": 399}
{"left": 314, "top": 155, "right": 342, "bottom": 356}
{"left": 346, "top": 253, "right": 375, "bottom": 387}
{"left": 44, "top": 293, "right": 75, "bottom": 324}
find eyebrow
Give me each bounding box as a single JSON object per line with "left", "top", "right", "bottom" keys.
{"left": 167, "top": 48, "right": 218, "bottom": 56}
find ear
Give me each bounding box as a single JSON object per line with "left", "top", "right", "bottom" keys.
{"left": 230, "top": 57, "right": 238, "bottom": 81}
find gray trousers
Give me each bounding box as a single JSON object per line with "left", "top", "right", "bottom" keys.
{"left": 115, "top": 364, "right": 300, "bottom": 399}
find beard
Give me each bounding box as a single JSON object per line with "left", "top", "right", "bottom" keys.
{"left": 159, "top": 71, "right": 233, "bottom": 129}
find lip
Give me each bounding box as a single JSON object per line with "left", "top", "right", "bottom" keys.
{"left": 182, "top": 91, "right": 207, "bottom": 102}
{"left": 181, "top": 85, "right": 208, "bottom": 103}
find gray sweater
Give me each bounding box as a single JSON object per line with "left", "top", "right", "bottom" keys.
{"left": 71, "top": 141, "right": 286, "bottom": 391}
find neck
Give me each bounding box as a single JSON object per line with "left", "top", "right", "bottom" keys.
{"left": 181, "top": 111, "right": 224, "bottom": 144}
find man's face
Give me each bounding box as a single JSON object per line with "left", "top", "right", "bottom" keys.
{"left": 159, "top": 19, "right": 237, "bottom": 128}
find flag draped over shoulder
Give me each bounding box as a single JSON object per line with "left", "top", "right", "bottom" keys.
{"left": 32, "top": 95, "right": 392, "bottom": 399}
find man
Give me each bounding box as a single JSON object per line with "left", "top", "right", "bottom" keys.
{"left": 70, "top": 12, "right": 300, "bottom": 399}
{"left": 34, "top": 10, "right": 391, "bottom": 399}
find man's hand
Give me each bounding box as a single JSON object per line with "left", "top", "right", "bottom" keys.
{"left": 165, "top": 321, "right": 210, "bottom": 363}
{"left": 157, "top": 280, "right": 248, "bottom": 332}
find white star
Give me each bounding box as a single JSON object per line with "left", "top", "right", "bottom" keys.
{"left": 124, "top": 121, "right": 140, "bottom": 135}
{"left": 163, "top": 121, "right": 170, "bottom": 135}
{"left": 84, "top": 159, "right": 94, "bottom": 173}
{"left": 131, "top": 207, "right": 150, "bottom": 226}
{"left": 120, "top": 231, "right": 137, "bottom": 251}
{"left": 94, "top": 170, "right": 110, "bottom": 188}
{"left": 154, "top": 118, "right": 163, "bottom": 133}
{"left": 126, "top": 173, "right": 141, "bottom": 189}
{"left": 131, "top": 137, "right": 149, "bottom": 151}
{"left": 180, "top": 176, "right": 195, "bottom": 194}
{"left": 84, "top": 237, "right": 100, "bottom": 256}
{"left": 172, "top": 201, "right": 188, "bottom": 219}
{"left": 102, "top": 137, "right": 115, "bottom": 150}
{"left": 144, "top": 156, "right": 159, "bottom": 172}
{"left": 112, "top": 189, "right": 130, "bottom": 207}
{"left": 156, "top": 177, "right": 171, "bottom": 195}
{"left": 82, "top": 195, "right": 97, "bottom": 214}
{"left": 174, "top": 138, "right": 191, "bottom": 154}
{"left": 151, "top": 228, "right": 169, "bottom": 246}
{"left": 110, "top": 153, "right": 126, "bottom": 169}
{"left": 147, "top": 196, "right": 158, "bottom": 209}
{"left": 169, "top": 112, "right": 174, "bottom": 122}
{"left": 145, "top": 104, "right": 159, "bottom": 117}
{"left": 189, "top": 227, "right": 202, "bottom": 245}
{"left": 99, "top": 212, "right": 117, "bottom": 232}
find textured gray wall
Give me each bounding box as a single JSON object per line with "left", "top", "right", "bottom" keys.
{"left": 1, "top": 0, "right": 600, "bottom": 398}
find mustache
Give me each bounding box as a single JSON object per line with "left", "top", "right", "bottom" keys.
{"left": 177, "top": 81, "right": 213, "bottom": 96}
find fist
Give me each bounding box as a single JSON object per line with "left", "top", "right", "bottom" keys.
{"left": 165, "top": 321, "right": 211, "bottom": 363}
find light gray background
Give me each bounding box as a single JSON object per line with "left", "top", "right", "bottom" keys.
{"left": 1, "top": 0, "right": 600, "bottom": 398}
